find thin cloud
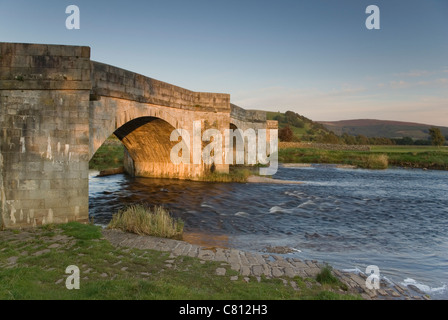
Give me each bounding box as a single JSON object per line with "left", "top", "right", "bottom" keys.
{"left": 389, "top": 80, "right": 411, "bottom": 89}
{"left": 382, "top": 78, "right": 448, "bottom": 90}
{"left": 393, "top": 67, "right": 448, "bottom": 78}
{"left": 393, "top": 70, "right": 434, "bottom": 78}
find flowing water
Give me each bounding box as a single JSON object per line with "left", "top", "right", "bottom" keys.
{"left": 89, "top": 165, "right": 448, "bottom": 299}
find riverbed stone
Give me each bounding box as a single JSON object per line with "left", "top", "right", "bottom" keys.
{"left": 240, "top": 265, "right": 251, "bottom": 276}
{"left": 187, "top": 246, "right": 199, "bottom": 258}
{"left": 245, "top": 252, "right": 258, "bottom": 265}
{"left": 305, "top": 267, "right": 321, "bottom": 277}
{"left": 239, "top": 252, "right": 250, "bottom": 265}
{"left": 407, "top": 284, "right": 425, "bottom": 295}
{"left": 231, "top": 263, "right": 241, "bottom": 272}
{"left": 272, "top": 267, "right": 284, "bottom": 277}
{"left": 394, "top": 284, "right": 407, "bottom": 295}
{"left": 215, "top": 268, "right": 226, "bottom": 276}
{"left": 215, "top": 248, "right": 227, "bottom": 261}
{"left": 377, "top": 289, "right": 388, "bottom": 296}
{"left": 7, "top": 256, "right": 18, "bottom": 265}
{"left": 262, "top": 264, "right": 272, "bottom": 277}
{"left": 386, "top": 289, "right": 401, "bottom": 297}
{"left": 33, "top": 249, "right": 50, "bottom": 256}
{"left": 284, "top": 267, "right": 296, "bottom": 278}
{"left": 251, "top": 265, "right": 263, "bottom": 276}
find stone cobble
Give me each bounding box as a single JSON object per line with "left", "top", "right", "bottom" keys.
{"left": 102, "top": 229, "right": 430, "bottom": 300}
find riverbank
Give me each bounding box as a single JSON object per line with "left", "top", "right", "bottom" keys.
{"left": 279, "top": 146, "right": 448, "bottom": 170}
{"left": 0, "top": 222, "right": 356, "bottom": 300}
{"left": 90, "top": 138, "right": 448, "bottom": 176}
{"left": 0, "top": 223, "right": 430, "bottom": 300}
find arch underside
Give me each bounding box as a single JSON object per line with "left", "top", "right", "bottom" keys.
{"left": 114, "top": 117, "right": 196, "bottom": 179}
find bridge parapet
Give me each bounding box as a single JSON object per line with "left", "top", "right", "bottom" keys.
{"left": 91, "top": 61, "right": 230, "bottom": 113}
{"left": 0, "top": 43, "right": 91, "bottom": 89}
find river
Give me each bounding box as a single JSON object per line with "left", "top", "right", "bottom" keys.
{"left": 89, "top": 165, "right": 448, "bottom": 299}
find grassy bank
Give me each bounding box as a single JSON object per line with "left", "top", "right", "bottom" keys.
{"left": 199, "top": 168, "right": 253, "bottom": 182}
{"left": 279, "top": 146, "right": 448, "bottom": 170}
{"left": 89, "top": 137, "right": 124, "bottom": 171}
{"left": 0, "top": 223, "right": 358, "bottom": 300}
{"left": 279, "top": 148, "right": 389, "bottom": 169}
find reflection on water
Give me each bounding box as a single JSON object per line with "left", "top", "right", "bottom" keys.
{"left": 182, "top": 232, "right": 230, "bottom": 249}
{"left": 89, "top": 166, "right": 448, "bottom": 298}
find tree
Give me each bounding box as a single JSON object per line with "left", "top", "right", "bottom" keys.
{"left": 285, "top": 111, "right": 304, "bottom": 128}
{"left": 356, "top": 135, "right": 369, "bottom": 145}
{"left": 342, "top": 133, "right": 357, "bottom": 145}
{"left": 279, "top": 126, "right": 294, "bottom": 142}
{"left": 428, "top": 127, "right": 445, "bottom": 147}
{"left": 400, "top": 137, "right": 414, "bottom": 145}
{"left": 318, "top": 132, "right": 341, "bottom": 144}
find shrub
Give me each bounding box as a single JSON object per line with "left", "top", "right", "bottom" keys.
{"left": 279, "top": 126, "right": 294, "bottom": 142}
{"left": 108, "top": 204, "right": 184, "bottom": 240}
{"left": 202, "top": 168, "right": 251, "bottom": 182}
{"left": 316, "top": 265, "right": 339, "bottom": 285}
{"left": 363, "top": 154, "right": 388, "bottom": 169}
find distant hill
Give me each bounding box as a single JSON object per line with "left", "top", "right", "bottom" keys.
{"left": 318, "top": 119, "right": 448, "bottom": 140}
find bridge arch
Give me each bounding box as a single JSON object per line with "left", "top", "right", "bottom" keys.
{"left": 89, "top": 97, "right": 181, "bottom": 160}
{"left": 0, "top": 42, "right": 275, "bottom": 229}
{"left": 114, "top": 116, "right": 190, "bottom": 178}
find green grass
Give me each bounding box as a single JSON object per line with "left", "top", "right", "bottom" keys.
{"left": 316, "top": 265, "right": 339, "bottom": 285}
{"left": 60, "top": 222, "right": 103, "bottom": 240}
{"left": 89, "top": 139, "right": 124, "bottom": 171}
{"left": 108, "top": 205, "right": 184, "bottom": 240}
{"left": 279, "top": 148, "right": 388, "bottom": 169}
{"left": 279, "top": 146, "right": 448, "bottom": 170}
{"left": 370, "top": 145, "right": 448, "bottom": 153}
{"left": 315, "top": 265, "right": 348, "bottom": 292}
{"left": 0, "top": 223, "right": 360, "bottom": 300}
{"left": 200, "top": 168, "right": 252, "bottom": 183}
{"left": 266, "top": 111, "right": 330, "bottom": 142}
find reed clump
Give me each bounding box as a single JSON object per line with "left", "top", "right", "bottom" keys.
{"left": 108, "top": 204, "right": 184, "bottom": 240}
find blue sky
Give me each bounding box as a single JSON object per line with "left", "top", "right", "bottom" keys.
{"left": 1, "top": 0, "right": 447, "bottom": 125}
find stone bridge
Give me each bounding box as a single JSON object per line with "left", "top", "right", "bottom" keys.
{"left": 0, "top": 43, "right": 276, "bottom": 229}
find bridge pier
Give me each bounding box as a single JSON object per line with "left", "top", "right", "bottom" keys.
{"left": 0, "top": 43, "right": 91, "bottom": 228}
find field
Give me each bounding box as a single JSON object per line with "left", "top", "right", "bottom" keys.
{"left": 279, "top": 145, "right": 448, "bottom": 170}
{"left": 89, "top": 136, "right": 124, "bottom": 171}
{"left": 370, "top": 145, "right": 448, "bottom": 153}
